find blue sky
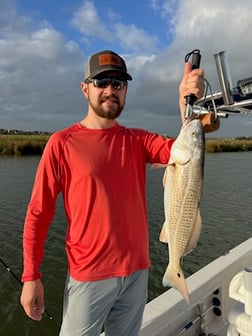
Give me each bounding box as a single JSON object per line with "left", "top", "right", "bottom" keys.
{"left": 1, "top": 0, "right": 252, "bottom": 136}
{"left": 16, "top": 1, "right": 175, "bottom": 53}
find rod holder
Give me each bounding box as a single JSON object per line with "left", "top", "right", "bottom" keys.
{"left": 244, "top": 266, "right": 252, "bottom": 316}
{"left": 228, "top": 267, "right": 252, "bottom": 336}
{"left": 214, "top": 51, "right": 234, "bottom": 105}
{"left": 229, "top": 266, "right": 252, "bottom": 316}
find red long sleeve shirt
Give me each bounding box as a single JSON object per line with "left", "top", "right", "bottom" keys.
{"left": 22, "top": 122, "right": 174, "bottom": 282}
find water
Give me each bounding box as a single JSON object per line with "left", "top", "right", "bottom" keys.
{"left": 1, "top": 152, "right": 252, "bottom": 335}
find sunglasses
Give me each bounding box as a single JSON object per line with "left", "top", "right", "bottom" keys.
{"left": 85, "top": 78, "right": 127, "bottom": 90}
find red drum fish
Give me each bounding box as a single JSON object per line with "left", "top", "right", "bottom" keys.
{"left": 160, "top": 118, "right": 205, "bottom": 303}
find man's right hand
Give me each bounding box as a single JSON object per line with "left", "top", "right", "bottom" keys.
{"left": 20, "top": 279, "right": 45, "bottom": 321}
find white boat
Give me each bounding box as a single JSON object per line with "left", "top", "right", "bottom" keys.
{"left": 140, "top": 238, "right": 252, "bottom": 336}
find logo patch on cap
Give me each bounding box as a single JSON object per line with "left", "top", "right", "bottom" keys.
{"left": 99, "top": 54, "right": 122, "bottom": 67}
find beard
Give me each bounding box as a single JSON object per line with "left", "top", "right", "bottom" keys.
{"left": 89, "top": 94, "right": 125, "bottom": 119}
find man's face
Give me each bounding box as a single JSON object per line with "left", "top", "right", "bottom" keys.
{"left": 82, "top": 71, "right": 128, "bottom": 119}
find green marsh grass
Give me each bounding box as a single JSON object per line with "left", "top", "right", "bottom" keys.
{"left": 0, "top": 134, "right": 252, "bottom": 155}
{"left": 206, "top": 138, "right": 252, "bottom": 153}
{"left": 0, "top": 134, "right": 50, "bottom": 155}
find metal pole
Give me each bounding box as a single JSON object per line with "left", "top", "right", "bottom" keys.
{"left": 214, "top": 51, "right": 234, "bottom": 105}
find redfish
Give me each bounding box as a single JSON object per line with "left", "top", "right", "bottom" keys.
{"left": 160, "top": 118, "right": 205, "bottom": 303}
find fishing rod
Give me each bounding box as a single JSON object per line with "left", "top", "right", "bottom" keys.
{"left": 187, "top": 49, "right": 252, "bottom": 118}
{"left": 184, "top": 49, "right": 202, "bottom": 120}
{"left": 0, "top": 257, "right": 59, "bottom": 328}
{"left": 175, "top": 300, "right": 221, "bottom": 336}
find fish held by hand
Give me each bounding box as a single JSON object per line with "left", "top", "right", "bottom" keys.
{"left": 160, "top": 118, "right": 205, "bottom": 304}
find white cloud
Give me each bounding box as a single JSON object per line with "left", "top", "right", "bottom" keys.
{"left": 70, "top": 0, "right": 113, "bottom": 42}
{"left": 149, "top": 0, "right": 160, "bottom": 12}
{"left": 1, "top": 0, "right": 252, "bottom": 136}
{"left": 114, "top": 23, "right": 159, "bottom": 53}
{"left": 125, "top": 0, "right": 252, "bottom": 136}
{"left": 169, "top": 0, "right": 252, "bottom": 87}
{"left": 70, "top": 0, "right": 160, "bottom": 53}
{"left": 0, "top": 1, "right": 85, "bottom": 131}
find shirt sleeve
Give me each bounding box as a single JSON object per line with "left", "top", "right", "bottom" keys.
{"left": 141, "top": 130, "right": 175, "bottom": 164}
{"left": 21, "top": 134, "right": 62, "bottom": 282}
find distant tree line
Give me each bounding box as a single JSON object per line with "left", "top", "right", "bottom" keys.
{"left": 0, "top": 129, "right": 52, "bottom": 135}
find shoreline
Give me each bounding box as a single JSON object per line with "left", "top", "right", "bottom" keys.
{"left": 0, "top": 134, "right": 252, "bottom": 155}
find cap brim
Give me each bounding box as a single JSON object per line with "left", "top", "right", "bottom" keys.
{"left": 90, "top": 69, "right": 132, "bottom": 81}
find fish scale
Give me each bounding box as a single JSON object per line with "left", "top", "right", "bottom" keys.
{"left": 159, "top": 118, "right": 205, "bottom": 303}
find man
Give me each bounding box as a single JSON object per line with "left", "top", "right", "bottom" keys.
{"left": 20, "top": 50, "right": 205, "bottom": 335}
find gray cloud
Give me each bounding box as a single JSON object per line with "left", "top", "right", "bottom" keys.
{"left": 1, "top": 0, "right": 252, "bottom": 137}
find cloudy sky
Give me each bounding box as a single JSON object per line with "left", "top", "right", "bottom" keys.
{"left": 1, "top": 0, "right": 252, "bottom": 137}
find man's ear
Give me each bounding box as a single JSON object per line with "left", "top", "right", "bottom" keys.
{"left": 81, "top": 82, "right": 89, "bottom": 97}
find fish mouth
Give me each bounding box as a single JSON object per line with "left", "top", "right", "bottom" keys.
{"left": 182, "top": 118, "right": 201, "bottom": 129}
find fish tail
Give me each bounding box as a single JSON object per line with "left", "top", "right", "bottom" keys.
{"left": 162, "top": 265, "right": 190, "bottom": 304}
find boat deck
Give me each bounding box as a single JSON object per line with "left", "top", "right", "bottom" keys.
{"left": 140, "top": 238, "right": 252, "bottom": 336}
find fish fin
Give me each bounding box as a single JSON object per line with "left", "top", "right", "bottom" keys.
{"left": 159, "top": 223, "right": 169, "bottom": 243}
{"left": 162, "top": 168, "right": 168, "bottom": 187}
{"left": 151, "top": 156, "right": 175, "bottom": 170}
{"left": 172, "top": 147, "right": 191, "bottom": 165}
{"left": 162, "top": 264, "right": 190, "bottom": 304}
{"left": 162, "top": 163, "right": 176, "bottom": 186}
{"left": 151, "top": 163, "right": 167, "bottom": 169}
{"left": 168, "top": 156, "right": 175, "bottom": 165}
{"left": 184, "top": 208, "right": 202, "bottom": 256}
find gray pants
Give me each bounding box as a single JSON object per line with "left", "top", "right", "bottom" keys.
{"left": 59, "top": 269, "right": 149, "bottom": 336}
